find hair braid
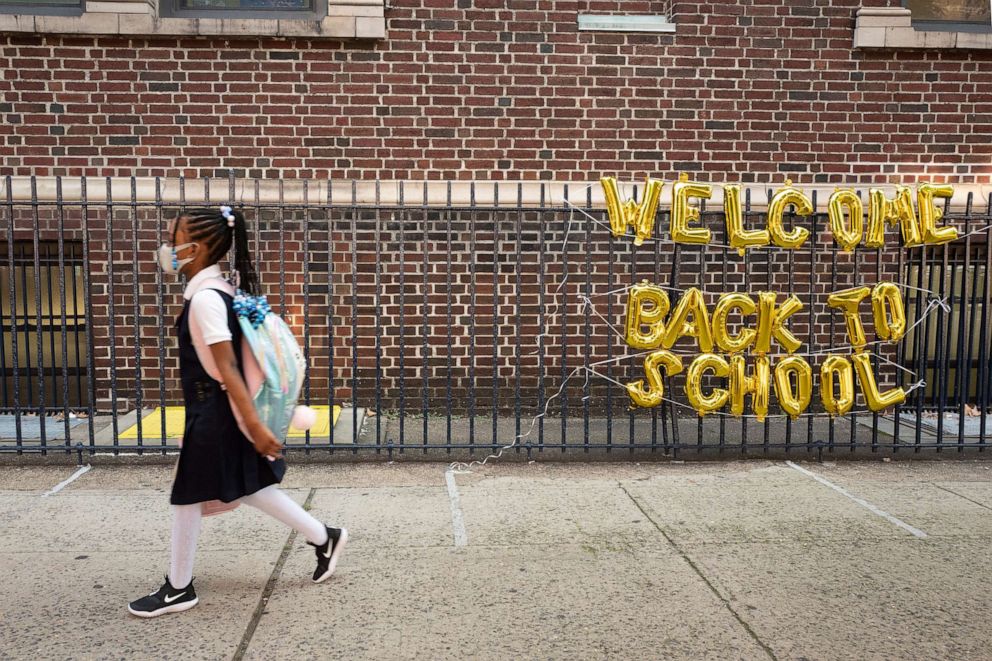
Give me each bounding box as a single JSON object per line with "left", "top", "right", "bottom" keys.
{"left": 182, "top": 207, "right": 259, "bottom": 296}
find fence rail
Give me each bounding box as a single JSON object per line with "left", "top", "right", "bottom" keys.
{"left": 0, "top": 176, "right": 989, "bottom": 461}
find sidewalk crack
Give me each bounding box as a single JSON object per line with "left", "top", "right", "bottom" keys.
{"left": 934, "top": 483, "right": 992, "bottom": 511}
{"left": 233, "top": 487, "right": 316, "bottom": 660}
{"left": 619, "top": 483, "right": 778, "bottom": 661}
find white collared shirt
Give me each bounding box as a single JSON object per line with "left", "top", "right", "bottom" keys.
{"left": 184, "top": 265, "right": 234, "bottom": 345}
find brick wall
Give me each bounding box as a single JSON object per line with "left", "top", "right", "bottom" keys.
{"left": 0, "top": 0, "right": 989, "bottom": 183}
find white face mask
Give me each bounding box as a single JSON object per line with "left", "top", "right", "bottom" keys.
{"left": 157, "top": 242, "right": 197, "bottom": 274}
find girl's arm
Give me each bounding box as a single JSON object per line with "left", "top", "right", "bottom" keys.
{"left": 209, "top": 340, "right": 284, "bottom": 458}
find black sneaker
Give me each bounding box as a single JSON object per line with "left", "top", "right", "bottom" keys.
{"left": 127, "top": 576, "right": 198, "bottom": 618}
{"left": 309, "top": 525, "right": 348, "bottom": 583}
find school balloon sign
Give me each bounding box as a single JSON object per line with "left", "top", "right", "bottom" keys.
{"left": 601, "top": 175, "right": 952, "bottom": 420}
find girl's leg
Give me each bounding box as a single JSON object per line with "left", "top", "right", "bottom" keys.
{"left": 169, "top": 504, "right": 202, "bottom": 589}
{"left": 240, "top": 485, "right": 328, "bottom": 545}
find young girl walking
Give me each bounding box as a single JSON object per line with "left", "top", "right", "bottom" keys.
{"left": 128, "top": 206, "right": 348, "bottom": 618}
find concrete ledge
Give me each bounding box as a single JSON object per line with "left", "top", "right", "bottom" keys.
{"left": 0, "top": 0, "right": 384, "bottom": 38}
{"left": 1, "top": 177, "right": 990, "bottom": 211}
{"left": 854, "top": 6, "right": 992, "bottom": 50}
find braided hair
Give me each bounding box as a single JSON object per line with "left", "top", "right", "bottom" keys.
{"left": 179, "top": 206, "right": 259, "bottom": 296}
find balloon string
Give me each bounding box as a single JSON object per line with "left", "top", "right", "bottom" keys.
{"left": 448, "top": 183, "right": 599, "bottom": 472}
{"left": 578, "top": 296, "right": 626, "bottom": 341}
{"left": 447, "top": 366, "right": 583, "bottom": 473}
{"left": 872, "top": 351, "right": 920, "bottom": 377}
{"left": 523, "top": 183, "right": 593, "bottom": 357}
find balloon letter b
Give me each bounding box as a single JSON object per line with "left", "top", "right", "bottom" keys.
{"left": 625, "top": 281, "right": 670, "bottom": 350}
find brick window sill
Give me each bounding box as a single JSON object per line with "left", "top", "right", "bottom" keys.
{"left": 0, "top": 0, "right": 385, "bottom": 39}
{"left": 854, "top": 7, "right": 992, "bottom": 50}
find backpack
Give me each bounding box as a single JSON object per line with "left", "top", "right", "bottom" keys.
{"left": 232, "top": 290, "right": 314, "bottom": 442}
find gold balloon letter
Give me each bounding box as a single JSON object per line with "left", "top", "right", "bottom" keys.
{"left": 871, "top": 282, "right": 907, "bottom": 343}
{"left": 754, "top": 292, "right": 804, "bottom": 355}
{"left": 601, "top": 177, "right": 664, "bottom": 246}
{"left": 729, "top": 355, "right": 771, "bottom": 421}
{"left": 917, "top": 183, "right": 957, "bottom": 245}
{"left": 686, "top": 353, "right": 730, "bottom": 417}
{"left": 627, "top": 350, "right": 684, "bottom": 409}
{"left": 712, "top": 292, "right": 757, "bottom": 354}
{"left": 828, "top": 188, "right": 863, "bottom": 252}
{"left": 820, "top": 355, "right": 855, "bottom": 417}
{"left": 724, "top": 184, "right": 769, "bottom": 255}
{"left": 670, "top": 173, "right": 712, "bottom": 245}
{"left": 851, "top": 352, "right": 906, "bottom": 412}
{"left": 625, "top": 281, "right": 670, "bottom": 350}
{"left": 774, "top": 356, "right": 812, "bottom": 419}
{"left": 866, "top": 186, "right": 922, "bottom": 248}
{"left": 767, "top": 180, "right": 812, "bottom": 249}
{"left": 662, "top": 287, "right": 714, "bottom": 353}
{"left": 826, "top": 286, "right": 870, "bottom": 352}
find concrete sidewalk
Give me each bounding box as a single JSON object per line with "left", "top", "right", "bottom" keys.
{"left": 1, "top": 460, "right": 991, "bottom": 660}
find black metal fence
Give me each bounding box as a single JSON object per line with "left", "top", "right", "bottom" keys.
{"left": 0, "top": 176, "right": 989, "bottom": 460}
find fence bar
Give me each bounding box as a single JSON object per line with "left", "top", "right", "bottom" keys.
{"left": 979, "top": 198, "right": 992, "bottom": 449}
{"left": 130, "top": 177, "right": 143, "bottom": 450}
{"left": 375, "top": 180, "right": 383, "bottom": 454}
{"left": 582, "top": 191, "right": 592, "bottom": 454}
{"left": 303, "top": 180, "right": 313, "bottom": 454}
{"left": 913, "top": 243, "right": 927, "bottom": 452}
{"left": 30, "top": 178, "right": 47, "bottom": 450}
{"left": 935, "top": 208, "right": 950, "bottom": 450}
{"left": 560, "top": 184, "right": 569, "bottom": 453}
{"left": 492, "top": 183, "right": 499, "bottom": 452}
{"left": 399, "top": 182, "right": 407, "bottom": 451}
{"left": 514, "top": 183, "right": 522, "bottom": 455}
{"left": 956, "top": 195, "right": 973, "bottom": 451}
{"left": 55, "top": 178, "right": 70, "bottom": 447}
{"left": 105, "top": 178, "right": 119, "bottom": 450}
{"left": 606, "top": 206, "right": 614, "bottom": 453}
{"left": 351, "top": 180, "right": 360, "bottom": 449}
{"left": 326, "top": 178, "right": 336, "bottom": 453}
{"left": 467, "top": 183, "right": 477, "bottom": 451}
{"left": 151, "top": 179, "right": 166, "bottom": 453}
{"left": 850, "top": 214, "right": 859, "bottom": 453}
{"left": 537, "top": 184, "right": 546, "bottom": 452}
{"left": 4, "top": 177, "right": 22, "bottom": 449}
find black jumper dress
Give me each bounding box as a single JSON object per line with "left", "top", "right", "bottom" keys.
{"left": 170, "top": 289, "right": 286, "bottom": 505}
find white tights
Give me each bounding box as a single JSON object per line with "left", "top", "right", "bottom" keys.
{"left": 169, "top": 485, "right": 328, "bottom": 589}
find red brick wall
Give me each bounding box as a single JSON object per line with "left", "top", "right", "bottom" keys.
{"left": 0, "top": 0, "right": 990, "bottom": 183}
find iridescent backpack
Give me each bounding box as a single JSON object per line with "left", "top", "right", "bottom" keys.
{"left": 232, "top": 291, "right": 316, "bottom": 441}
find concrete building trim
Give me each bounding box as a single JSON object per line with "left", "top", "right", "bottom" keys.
{"left": 0, "top": 0, "right": 385, "bottom": 39}
{"left": 854, "top": 6, "right": 992, "bottom": 50}
{"left": 2, "top": 176, "right": 990, "bottom": 212}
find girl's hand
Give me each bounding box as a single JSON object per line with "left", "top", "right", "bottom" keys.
{"left": 249, "top": 422, "right": 284, "bottom": 459}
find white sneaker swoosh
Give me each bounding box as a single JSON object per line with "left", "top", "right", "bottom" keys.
{"left": 164, "top": 591, "right": 187, "bottom": 604}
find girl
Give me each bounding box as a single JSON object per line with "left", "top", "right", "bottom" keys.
{"left": 128, "top": 206, "right": 348, "bottom": 618}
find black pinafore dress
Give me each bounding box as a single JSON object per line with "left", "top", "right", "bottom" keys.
{"left": 170, "top": 289, "right": 286, "bottom": 505}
